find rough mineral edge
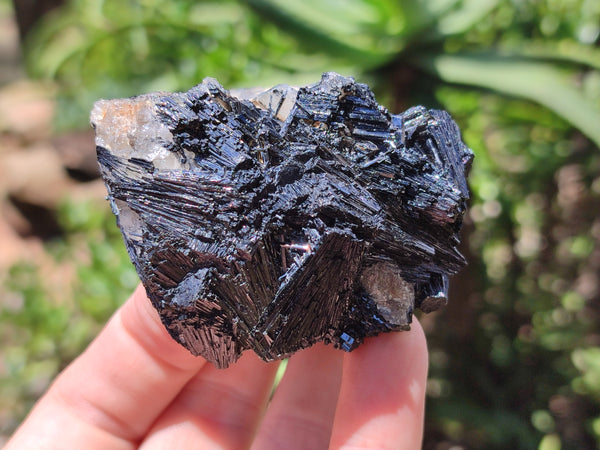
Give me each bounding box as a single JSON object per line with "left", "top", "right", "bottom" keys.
{"left": 91, "top": 72, "right": 473, "bottom": 368}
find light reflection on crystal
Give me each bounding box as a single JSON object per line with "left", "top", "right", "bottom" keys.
{"left": 92, "top": 72, "right": 473, "bottom": 368}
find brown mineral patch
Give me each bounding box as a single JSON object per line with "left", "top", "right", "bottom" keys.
{"left": 360, "top": 262, "right": 414, "bottom": 328}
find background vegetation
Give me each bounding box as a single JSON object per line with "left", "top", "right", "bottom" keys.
{"left": 1, "top": 0, "right": 599, "bottom": 448}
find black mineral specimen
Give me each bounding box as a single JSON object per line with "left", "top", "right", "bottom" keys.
{"left": 91, "top": 72, "right": 473, "bottom": 368}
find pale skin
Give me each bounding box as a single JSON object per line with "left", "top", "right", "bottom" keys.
{"left": 6, "top": 284, "right": 428, "bottom": 449}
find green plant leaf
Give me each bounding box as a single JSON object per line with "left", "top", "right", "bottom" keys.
{"left": 415, "top": 53, "right": 600, "bottom": 148}
{"left": 245, "top": 0, "right": 405, "bottom": 68}
{"left": 516, "top": 40, "right": 600, "bottom": 72}
{"left": 435, "top": 0, "right": 501, "bottom": 36}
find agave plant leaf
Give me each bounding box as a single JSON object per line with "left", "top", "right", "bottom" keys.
{"left": 434, "top": 0, "right": 501, "bottom": 36}
{"left": 516, "top": 40, "right": 600, "bottom": 72}
{"left": 415, "top": 53, "right": 600, "bottom": 148}
{"left": 245, "top": 0, "right": 407, "bottom": 68}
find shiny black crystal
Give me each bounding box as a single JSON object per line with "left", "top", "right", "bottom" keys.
{"left": 92, "top": 72, "right": 473, "bottom": 368}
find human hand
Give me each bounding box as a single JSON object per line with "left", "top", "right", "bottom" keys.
{"left": 6, "top": 285, "right": 428, "bottom": 449}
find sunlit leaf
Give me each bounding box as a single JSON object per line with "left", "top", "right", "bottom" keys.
{"left": 517, "top": 40, "right": 600, "bottom": 72}
{"left": 415, "top": 53, "right": 600, "bottom": 148}
{"left": 246, "top": 0, "right": 405, "bottom": 67}
{"left": 435, "top": 0, "right": 501, "bottom": 36}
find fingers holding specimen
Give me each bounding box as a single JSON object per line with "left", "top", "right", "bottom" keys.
{"left": 8, "top": 285, "right": 208, "bottom": 449}
{"left": 140, "top": 351, "right": 279, "bottom": 450}
{"left": 330, "top": 319, "right": 429, "bottom": 450}
{"left": 251, "top": 343, "right": 344, "bottom": 450}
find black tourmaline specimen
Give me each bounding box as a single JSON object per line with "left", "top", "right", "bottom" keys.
{"left": 91, "top": 72, "right": 473, "bottom": 368}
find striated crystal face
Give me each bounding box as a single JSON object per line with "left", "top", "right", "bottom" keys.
{"left": 91, "top": 72, "right": 473, "bottom": 368}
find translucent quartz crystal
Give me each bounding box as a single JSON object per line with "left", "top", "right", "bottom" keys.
{"left": 91, "top": 72, "right": 473, "bottom": 368}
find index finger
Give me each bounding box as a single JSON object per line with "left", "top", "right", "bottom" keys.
{"left": 329, "top": 319, "right": 428, "bottom": 449}
{"left": 6, "top": 285, "right": 208, "bottom": 449}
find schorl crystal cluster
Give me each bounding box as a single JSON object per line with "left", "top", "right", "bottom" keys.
{"left": 91, "top": 72, "right": 473, "bottom": 368}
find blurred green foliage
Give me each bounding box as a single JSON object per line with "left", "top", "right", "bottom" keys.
{"left": 0, "top": 200, "right": 137, "bottom": 435}
{"left": 3, "top": 0, "right": 600, "bottom": 448}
